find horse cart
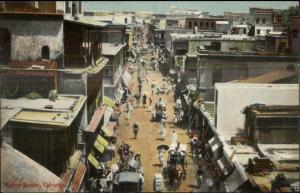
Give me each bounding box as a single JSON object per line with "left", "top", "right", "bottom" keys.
{"left": 163, "top": 143, "right": 187, "bottom": 189}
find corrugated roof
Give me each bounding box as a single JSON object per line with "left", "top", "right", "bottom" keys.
{"left": 1, "top": 142, "right": 63, "bottom": 193}
{"left": 85, "top": 105, "right": 107, "bottom": 133}
{"left": 102, "top": 43, "right": 125, "bottom": 55}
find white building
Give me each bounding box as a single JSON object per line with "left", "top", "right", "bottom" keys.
{"left": 214, "top": 83, "right": 299, "bottom": 141}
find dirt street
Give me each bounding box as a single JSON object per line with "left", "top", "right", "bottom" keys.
{"left": 111, "top": 52, "right": 199, "bottom": 192}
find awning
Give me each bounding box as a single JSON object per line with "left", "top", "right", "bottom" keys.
{"left": 121, "top": 70, "right": 132, "bottom": 87}
{"left": 107, "top": 121, "right": 116, "bottom": 131}
{"left": 131, "top": 50, "right": 137, "bottom": 58}
{"left": 96, "top": 134, "right": 109, "bottom": 147}
{"left": 113, "top": 86, "right": 124, "bottom": 104}
{"left": 224, "top": 162, "right": 248, "bottom": 192}
{"left": 208, "top": 136, "right": 222, "bottom": 159}
{"left": 69, "top": 161, "right": 87, "bottom": 193}
{"left": 103, "top": 106, "right": 114, "bottom": 129}
{"left": 85, "top": 105, "right": 107, "bottom": 133}
{"left": 103, "top": 96, "right": 115, "bottom": 108}
{"left": 94, "top": 140, "right": 106, "bottom": 154}
{"left": 88, "top": 153, "right": 100, "bottom": 170}
{"left": 101, "top": 127, "right": 113, "bottom": 137}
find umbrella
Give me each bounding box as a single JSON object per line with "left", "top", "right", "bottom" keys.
{"left": 157, "top": 144, "right": 169, "bottom": 151}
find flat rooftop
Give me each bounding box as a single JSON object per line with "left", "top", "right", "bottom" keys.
{"left": 1, "top": 94, "right": 87, "bottom": 127}
{"left": 171, "top": 33, "right": 255, "bottom": 41}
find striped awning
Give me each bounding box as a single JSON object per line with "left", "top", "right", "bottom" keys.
{"left": 101, "top": 127, "right": 113, "bottom": 137}
{"left": 85, "top": 106, "right": 107, "bottom": 133}
{"left": 94, "top": 140, "right": 105, "bottom": 154}
{"left": 113, "top": 86, "right": 124, "bottom": 104}
{"left": 96, "top": 135, "right": 109, "bottom": 147}
{"left": 121, "top": 70, "right": 132, "bottom": 87}
{"left": 69, "top": 161, "right": 86, "bottom": 193}
{"left": 88, "top": 153, "right": 100, "bottom": 170}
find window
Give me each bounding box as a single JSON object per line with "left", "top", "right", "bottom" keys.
{"left": 211, "top": 22, "right": 215, "bottom": 29}
{"left": 34, "top": 1, "right": 39, "bottom": 9}
{"left": 65, "top": 1, "right": 70, "bottom": 13}
{"left": 262, "top": 19, "right": 266, "bottom": 24}
{"left": 266, "top": 29, "right": 271, "bottom": 34}
{"left": 256, "top": 29, "right": 260, "bottom": 35}
{"left": 256, "top": 18, "right": 259, "bottom": 24}
{"left": 293, "top": 29, "right": 298, "bottom": 38}
{"left": 72, "top": 2, "right": 77, "bottom": 17}
{"left": 200, "top": 21, "right": 203, "bottom": 29}
{"left": 78, "top": 1, "right": 82, "bottom": 14}
{"left": 41, "top": 46, "right": 50, "bottom": 60}
{"left": 194, "top": 22, "right": 198, "bottom": 27}
{"left": 188, "top": 21, "right": 192, "bottom": 29}
{"left": 0, "top": 28, "right": 11, "bottom": 65}
{"left": 205, "top": 22, "right": 209, "bottom": 29}
{"left": 125, "top": 18, "right": 128, "bottom": 24}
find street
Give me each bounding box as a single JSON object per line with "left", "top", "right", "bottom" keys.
{"left": 107, "top": 50, "right": 202, "bottom": 192}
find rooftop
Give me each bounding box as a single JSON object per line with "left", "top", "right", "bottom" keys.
{"left": 64, "top": 16, "right": 107, "bottom": 27}
{"left": 1, "top": 94, "right": 87, "bottom": 127}
{"left": 236, "top": 69, "right": 297, "bottom": 84}
{"left": 1, "top": 142, "right": 63, "bottom": 192}
{"left": 243, "top": 104, "right": 300, "bottom": 118}
{"left": 102, "top": 43, "right": 125, "bottom": 56}
{"left": 171, "top": 33, "right": 255, "bottom": 41}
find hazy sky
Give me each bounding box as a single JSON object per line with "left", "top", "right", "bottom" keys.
{"left": 84, "top": 1, "right": 299, "bottom": 15}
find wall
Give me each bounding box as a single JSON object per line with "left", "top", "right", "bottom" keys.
{"left": 215, "top": 83, "right": 299, "bottom": 142}
{"left": 189, "top": 39, "right": 256, "bottom": 53}
{"left": 0, "top": 15, "right": 64, "bottom": 64}
{"left": 198, "top": 55, "right": 299, "bottom": 101}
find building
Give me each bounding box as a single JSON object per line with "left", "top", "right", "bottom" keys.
{"left": 185, "top": 17, "right": 228, "bottom": 31}
{"left": 224, "top": 12, "right": 250, "bottom": 25}
{"left": 196, "top": 53, "right": 299, "bottom": 100}
{"left": 214, "top": 83, "right": 299, "bottom": 142}
{"left": 1, "top": 142, "right": 65, "bottom": 193}
{"left": 243, "top": 104, "right": 300, "bottom": 144}
{"left": 264, "top": 31, "right": 289, "bottom": 54}
{"left": 1, "top": 94, "right": 87, "bottom": 175}
{"left": 215, "top": 21, "right": 230, "bottom": 34}
{"left": 289, "top": 16, "right": 300, "bottom": 54}
{"left": 249, "top": 8, "right": 284, "bottom": 37}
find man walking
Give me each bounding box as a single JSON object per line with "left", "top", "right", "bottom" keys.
{"left": 142, "top": 94, "right": 147, "bottom": 108}
{"left": 148, "top": 97, "right": 152, "bottom": 110}
{"left": 132, "top": 122, "right": 139, "bottom": 139}
{"left": 196, "top": 166, "right": 204, "bottom": 188}
{"left": 127, "top": 102, "right": 133, "bottom": 121}
{"left": 158, "top": 149, "right": 164, "bottom": 167}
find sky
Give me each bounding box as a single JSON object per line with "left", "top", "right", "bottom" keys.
{"left": 84, "top": 1, "right": 299, "bottom": 15}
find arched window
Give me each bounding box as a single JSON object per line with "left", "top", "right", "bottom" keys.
{"left": 205, "top": 22, "right": 209, "bottom": 29}
{"left": 0, "top": 28, "right": 11, "bottom": 65}
{"left": 188, "top": 21, "right": 192, "bottom": 29}
{"left": 41, "top": 46, "right": 50, "bottom": 60}
{"left": 199, "top": 22, "right": 203, "bottom": 29}
{"left": 194, "top": 22, "right": 198, "bottom": 27}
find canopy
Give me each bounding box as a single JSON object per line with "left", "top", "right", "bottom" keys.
{"left": 94, "top": 140, "right": 105, "bottom": 154}
{"left": 103, "top": 96, "right": 115, "bottom": 108}
{"left": 101, "top": 127, "right": 113, "bottom": 137}
{"left": 88, "top": 153, "right": 100, "bottom": 170}
{"left": 96, "top": 134, "right": 109, "bottom": 147}
{"left": 103, "top": 106, "right": 114, "bottom": 129}
{"left": 113, "top": 86, "right": 124, "bottom": 104}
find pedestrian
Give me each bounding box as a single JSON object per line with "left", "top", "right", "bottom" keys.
{"left": 160, "top": 124, "right": 166, "bottom": 140}
{"left": 145, "top": 76, "right": 149, "bottom": 84}
{"left": 161, "top": 110, "right": 167, "bottom": 128}
{"left": 127, "top": 102, "right": 133, "bottom": 120}
{"left": 138, "top": 83, "right": 142, "bottom": 95}
{"left": 171, "top": 130, "right": 177, "bottom": 144}
{"left": 142, "top": 94, "right": 147, "bottom": 107}
{"left": 132, "top": 122, "right": 139, "bottom": 139}
{"left": 148, "top": 97, "right": 152, "bottom": 110}
{"left": 158, "top": 149, "right": 164, "bottom": 167}
{"left": 196, "top": 166, "right": 204, "bottom": 188}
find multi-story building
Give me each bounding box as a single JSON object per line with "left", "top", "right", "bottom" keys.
{"left": 249, "top": 7, "right": 284, "bottom": 37}
{"left": 185, "top": 17, "right": 228, "bottom": 32}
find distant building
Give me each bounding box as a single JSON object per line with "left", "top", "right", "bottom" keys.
{"left": 243, "top": 104, "right": 300, "bottom": 144}
{"left": 249, "top": 7, "right": 284, "bottom": 37}
{"left": 289, "top": 16, "right": 300, "bottom": 54}
{"left": 214, "top": 83, "right": 299, "bottom": 141}
{"left": 224, "top": 12, "right": 250, "bottom": 25}
{"left": 185, "top": 17, "right": 228, "bottom": 32}
{"left": 264, "top": 31, "right": 289, "bottom": 54}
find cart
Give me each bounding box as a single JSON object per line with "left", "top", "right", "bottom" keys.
{"left": 153, "top": 173, "right": 164, "bottom": 192}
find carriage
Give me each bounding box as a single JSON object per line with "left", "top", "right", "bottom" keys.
{"left": 163, "top": 143, "right": 187, "bottom": 189}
